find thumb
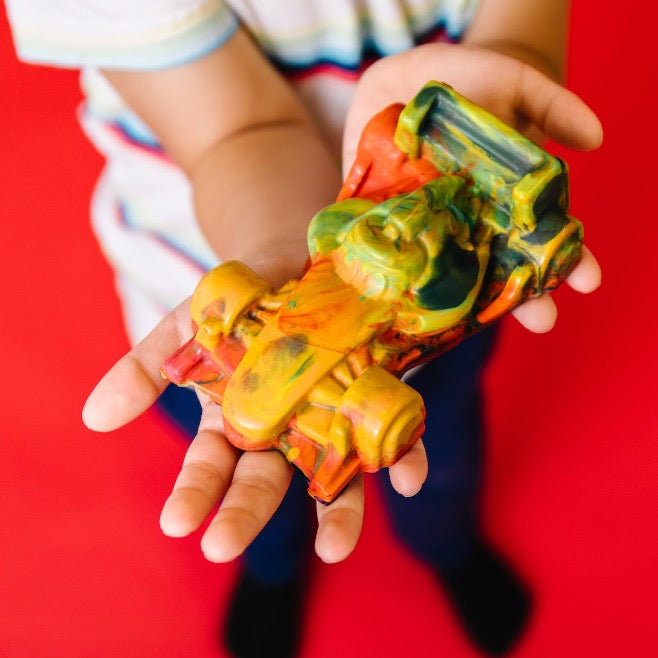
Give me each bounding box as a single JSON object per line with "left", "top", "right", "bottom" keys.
{"left": 517, "top": 65, "right": 603, "bottom": 151}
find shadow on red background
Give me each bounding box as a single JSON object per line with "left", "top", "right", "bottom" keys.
{"left": 1, "top": 2, "right": 656, "bottom": 656}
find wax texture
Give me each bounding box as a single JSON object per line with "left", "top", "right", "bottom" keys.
{"left": 162, "top": 82, "right": 582, "bottom": 503}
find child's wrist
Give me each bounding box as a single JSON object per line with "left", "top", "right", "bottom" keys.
{"left": 233, "top": 240, "right": 309, "bottom": 287}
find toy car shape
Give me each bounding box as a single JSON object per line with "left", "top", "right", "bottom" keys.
{"left": 162, "top": 82, "right": 583, "bottom": 503}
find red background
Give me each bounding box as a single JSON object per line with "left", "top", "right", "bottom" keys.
{"left": 1, "top": 2, "right": 656, "bottom": 656}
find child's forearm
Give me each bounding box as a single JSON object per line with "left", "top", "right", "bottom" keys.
{"left": 462, "top": 0, "right": 570, "bottom": 81}
{"left": 103, "top": 28, "right": 340, "bottom": 285}
{"left": 191, "top": 121, "right": 340, "bottom": 285}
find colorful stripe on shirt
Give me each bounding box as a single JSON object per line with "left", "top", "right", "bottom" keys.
{"left": 271, "top": 18, "right": 459, "bottom": 82}
{"left": 116, "top": 201, "right": 214, "bottom": 274}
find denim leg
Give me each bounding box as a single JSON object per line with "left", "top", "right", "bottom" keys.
{"left": 156, "top": 383, "right": 202, "bottom": 438}
{"left": 156, "top": 385, "right": 312, "bottom": 584}
{"left": 377, "top": 326, "right": 498, "bottom": 569}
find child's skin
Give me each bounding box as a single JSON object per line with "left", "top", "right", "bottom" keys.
{"left": 82, "top": 0, "right": 602, "bottom": 565}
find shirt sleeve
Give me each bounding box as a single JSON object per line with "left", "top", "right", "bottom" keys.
{"left": 4, "top": 0, "right": 239, "bottom": 70}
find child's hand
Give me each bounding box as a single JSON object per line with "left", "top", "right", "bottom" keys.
{"left": 83, "top": 297, "right": 428, "bottom": 564}
{"left": 343, "top": 43, "right": 603, "bottom": 333}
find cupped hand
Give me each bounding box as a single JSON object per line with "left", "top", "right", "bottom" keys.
{"left": 83, "top": 298, "right": 428, "bottom": 564}
{"left": 343, "top": 43, "right": 603, "bottom": 332}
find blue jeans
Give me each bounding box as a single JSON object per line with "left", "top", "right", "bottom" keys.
{"left": 157, "top": 327, "right": 497, "bottom": 582}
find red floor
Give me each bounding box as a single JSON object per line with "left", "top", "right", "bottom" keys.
{"left": 1, "top": 2, "right": 656, "bottom": 656}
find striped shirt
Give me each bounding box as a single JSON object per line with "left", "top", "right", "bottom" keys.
{"left": 6, "top": 0, "right": 480, "bottom": 343}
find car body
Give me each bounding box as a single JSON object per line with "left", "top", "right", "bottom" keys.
{"left": 162, "top": 82, "right": 583, "bottom": 503}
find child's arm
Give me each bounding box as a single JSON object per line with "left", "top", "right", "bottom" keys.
{"left": 462, "top": 0, "right": 571, "bottom": 81}
{"left": 84, "top": 27, "right": 428, "bottom": 564}
{"left": 102, "top": 28, "right": 340, "bottom": 286}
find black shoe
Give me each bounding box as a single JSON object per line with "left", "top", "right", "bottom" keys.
{"left": 224, "top": 571, "right": 305, "bottom": 658}
{"left": 438, "top": 541, "right": 532, "bottom": 655}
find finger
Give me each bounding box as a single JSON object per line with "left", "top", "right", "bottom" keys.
{"left": 566, "top": 245, "right": 602, "bottom": 293}
{"left": 200, "top": 450, "right": 293, "bottom": 563}
{"left": 511, "top": 294, "right": 558, "bottom": 333}
{"left": 388, "top": 439, "right": 428, "bottom": 497}
{"left": 82, "top": 299, "right": 193, "bottom": 432}
{"left": 518, "top": 65, "right": 603, "bottom": 151}
{"left": 315, "top": 474, "right": 364, "bottom": 563}
{"left": 160, "top": 403, "right": 238, "bottom": 537}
